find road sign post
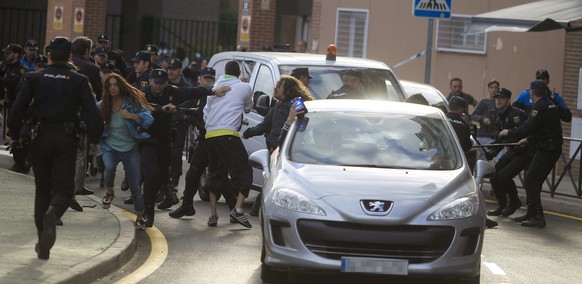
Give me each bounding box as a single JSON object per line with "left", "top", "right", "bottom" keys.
{"left": 413, "top": 0, "right": 452, "bottom": 84}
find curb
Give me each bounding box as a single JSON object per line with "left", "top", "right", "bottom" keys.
{"left": 45, "top": 196, "right": 137, "bottom": 284}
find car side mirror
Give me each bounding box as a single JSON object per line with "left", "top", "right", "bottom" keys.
{"left": 249, "top": 149, "right": 271, "bottom": 179}
{"left": 474, "top": 159, "right": 495, "bottom": 187}
{"left": 254, "top": 92, "right": 270, "bottom": 116}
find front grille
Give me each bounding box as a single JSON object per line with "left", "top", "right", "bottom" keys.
{"left": 297, "top": 220, "right": 454, "bottom": 264}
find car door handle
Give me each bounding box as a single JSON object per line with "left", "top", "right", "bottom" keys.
{"left": 242, "top": 118, "right": 249, "bottom": 125}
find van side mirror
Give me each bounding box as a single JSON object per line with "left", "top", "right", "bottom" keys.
{"left": 255, "top": 92, "right": 270, "bottom": 116}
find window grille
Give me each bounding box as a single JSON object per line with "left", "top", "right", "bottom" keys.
{"left": 436, "top": 15, "right": 486, "bottom": 54}
{"left": 335, "top": 9, "right": 368, "bottom": 58}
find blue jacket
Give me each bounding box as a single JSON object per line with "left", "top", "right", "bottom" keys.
{"left": 513, "top": 89, "right": 571, "bottom": 122}
{"left": 97, "top": 99, "right": 154, "bottom": 153}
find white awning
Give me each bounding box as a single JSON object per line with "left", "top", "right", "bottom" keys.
{"left": 464, "top": 0, "right": 582, "bottom": 35}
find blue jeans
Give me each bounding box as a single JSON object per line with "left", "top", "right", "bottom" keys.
{"left": 102, "top": 146, "right": 144, "bottom": 216}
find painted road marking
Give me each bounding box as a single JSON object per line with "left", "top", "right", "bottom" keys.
{"left": 114, "top": 212, "right": 168, "bottom": 284}
{"left": 484, "top": 262, "right": 506, "bottom": 275}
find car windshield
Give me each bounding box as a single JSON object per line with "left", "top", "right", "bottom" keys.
{"left": 288, "top": 111, "right": 461, "bottom": 170}
{"left": 279, "top": 65, "right": 405, "bottom": 101}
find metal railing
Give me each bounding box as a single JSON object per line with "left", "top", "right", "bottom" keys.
{"left": 515, "top": 137, "right": 582, "bottom": 199}
{"left": 0, "top": 7, "right": 46, "bottom": 53}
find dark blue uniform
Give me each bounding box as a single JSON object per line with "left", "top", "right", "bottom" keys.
{"left": 487, "top": 106, "right": 529, "bottom": 216}
{"left": 140, "top": 83, "right": 212, "bottom": 226}
{"left": 506, "top": 95, "right": 562, "bottom": 226}
{"left": 8, "top": 63, "right": 103, "bottom": 248}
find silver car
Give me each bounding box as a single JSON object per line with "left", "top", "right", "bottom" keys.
{"left": 250, "top": 100, "right": 485, "bottom": 283}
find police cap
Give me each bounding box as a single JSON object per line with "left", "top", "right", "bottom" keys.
{"left": 151, "top": 69, "right": 168, "bottom": 84}
{"left": 2, "top": 43, "right": 23, "bottom": 55}
{"left": 535, "top": 69, "right": 549, "bottom": 80}
{"left": 131, "top": 50, "right": 151, "bottom": 62}
{"left": 530, "top": 80, "right": 548, "bottom": 91}
{"left": 97, "top": 34, "right": 109, "bottom": 43}
{"left": 291, "top": 67, "right": 313, "bottom": 79}
{"left": 449, "top": 96, "right": 467, "bottom": 110}
{"left": 494, "top": 87, "right": 512, "bottom": 98}
{"left": 24, "top": 39, "right": 39, "bottom": 50}
{"left": 145, "top": 44, "right": 159, "bottom": 54}
{"left": 168, "top": 58, "right": 182, "bottom": 70}
{"left": 48, "top": 37, "right": 71, "bottom": 54}
{"left": 200, "top": 67, "right": 216, "bottom": 78}
{"left": 94, "top": 47, "right": 107, "bottom": 56}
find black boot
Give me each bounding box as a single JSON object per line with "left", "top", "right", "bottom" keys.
{"left": 521, "top": 203, "right": 546, "bottom": 228}
{"left": 514, "top": 203, "right": 532, "bottom": 223}
{"left": 158, "top": 185, "right": 179, "bottom": 209}
{"left": 501, "top": 199, "right": 522, "bottom": 217}
{"left": 487, "top": 193, "right": 506, "bottom": 216}
{"left": 69, "top": 197, "right": 83, "bottom": 212}
{"left": 144, "top": 205, "right": 155, "bottom": 227}
{"left": 37, "top": 207, "right": 58, "bottom": 260}
{"left": 169, "top": 202, "right": 196, "bottom": 218}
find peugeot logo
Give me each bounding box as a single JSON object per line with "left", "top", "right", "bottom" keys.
{"left": 360, "top": 200, "right": 393, "bottom": 216}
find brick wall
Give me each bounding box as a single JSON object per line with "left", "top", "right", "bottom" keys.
{"left": 562, "top": 19, "right": 582, "bottom": 177}
{"left": 237, "top": 0, "right": 276, "bottom": 51}
{"left": 84, "top": 0, "right": 106, "bottom": 43}
{"left": 309, "top": 0, "right": 321, "bottom": 53}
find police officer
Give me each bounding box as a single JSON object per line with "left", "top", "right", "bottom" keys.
{"left": 1, "top": 43, "right": 28, "bottom": 172}
{"left": 20, "top": 39, "right": 39, "bottom": 72}
{"left": 8, "top": 37, "right": 104, "bottom": 259}
{"left": 167, "top": 58, "right": 195, "bottom": 191}
{"left": 447, "top": 96, "right": 498, "bottom": 229}
{"left": 95, "top": 34, "right": 127, "bottom": 77}
{"left": 127, "top": 51, "right": 152, "bottom": 88}
{"left": 513, "top": 69, "right": 571, "bottom": 122}
{"left": 145, "top": 44, "right": 163, "bottom": 70}
{"left": 486, "top": 88, "right": 530, "bottom": 217}
{"left": 499, "top": 80, "right": 562, "bottom": 228}
{"left": 327, "top": 69, "right": 364, "bottom": 99}
{"left": 140, "top": 69, "right": 228, "bottom": 227}
{"left": 169, "top": 67, "right": 237, "bottom": 219}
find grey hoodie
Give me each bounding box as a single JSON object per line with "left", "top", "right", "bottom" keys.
{"left": 204, "top": 75, "right": 253, "bottom": 133}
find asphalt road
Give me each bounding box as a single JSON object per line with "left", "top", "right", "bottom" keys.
{"left": 86, "top": 162, "right": 582, "bottom": 284}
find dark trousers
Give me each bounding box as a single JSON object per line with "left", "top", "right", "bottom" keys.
{"left": 30, "top": 131, "right": 77, "bottom": 233}
{"left": 524, "top": 149, "right": 561, "bottom": 205}
{"left": 206, "top": 135, "right": 252, "bottom": 198}
{"left": 140, "top": 141, "right": 171, "bottom": 217}
{"left": 183, "top": 138, "right": 236, "bottom": 209}
{"left": 490, "top": 150, "right": 533, "bottom": 205}
{"left": 170, "top": 123, "right": 189, "bottom": 181}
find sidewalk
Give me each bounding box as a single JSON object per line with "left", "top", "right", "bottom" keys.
{"left": 0, "top": 149, "right": 136, "bottom": 284}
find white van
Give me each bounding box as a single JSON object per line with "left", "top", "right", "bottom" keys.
{"left": 208, "top": 51, "right": 407, "bottom": 189}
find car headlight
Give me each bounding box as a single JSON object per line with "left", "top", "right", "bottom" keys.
{"left": 427, "top": 193, "right": 480, "bottom": 221}
{"left": 273, "top": 188, "right": 326, "bottom": 216}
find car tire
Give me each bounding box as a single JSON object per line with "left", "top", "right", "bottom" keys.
{"left": 260, "top": 263, "right": 287, "bottom": 283}
{"left": 198, "top": 168, "right": 221, "bottom": 201}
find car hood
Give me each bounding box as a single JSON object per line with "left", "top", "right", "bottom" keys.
{"left": 277, "top": 162, "right": 476, "bottom": 221}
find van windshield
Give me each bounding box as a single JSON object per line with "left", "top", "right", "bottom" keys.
{"left": 278, "top": 66, "right": 406, "bottom": 101}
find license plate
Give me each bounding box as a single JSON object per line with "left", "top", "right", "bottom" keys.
{"left": 341, "top": 257, "right": 408, "bottom": 275}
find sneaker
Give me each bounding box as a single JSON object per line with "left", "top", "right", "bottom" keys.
{"left": 135, "top": 218, "right": 146, "bottom": 230}
{"left": 102, "top": 193, "right": 114, "bottom": 209}
{"left": 230, "top": 216, "right": 237, "bottom": 223}
{"left": 207, "top": 215, "right": 218, "bottom": 227}
{"left": 230, "top": 209, "right": 252, "bottom": 228}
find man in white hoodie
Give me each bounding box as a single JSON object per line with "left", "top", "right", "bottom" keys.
{"left": 203, "top": 61, "right": 254, "bottom": 228}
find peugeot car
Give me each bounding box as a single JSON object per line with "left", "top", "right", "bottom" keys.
{"left": 249, "top": 100, "right": 485, "bottom": 283}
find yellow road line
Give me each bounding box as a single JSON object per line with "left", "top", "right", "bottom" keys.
{"left": 114, "top": 212, "right": 168, "bottom": 284}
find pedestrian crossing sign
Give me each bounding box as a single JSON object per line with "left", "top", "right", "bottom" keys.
{"left": 413, "top": 0, "right": 451, "bottom": 19}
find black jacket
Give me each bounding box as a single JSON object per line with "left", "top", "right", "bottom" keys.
{"left": 243, "top": 97, "right": 292, "bottom": 150}
{"left": 8, "top": 63, "right": 104, "bottom": 143}
{"left": 508, "top": 96, "right": 563, "bottom": 149}
{"left": 446, "top": 112, "right": 472, "bottom": 152}
{"left": 72, "top": 54, "right": 103, "bottom": 101}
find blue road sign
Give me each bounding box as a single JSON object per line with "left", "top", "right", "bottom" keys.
{"left": 413, "top": 0, "right": 451, "bottom": 19}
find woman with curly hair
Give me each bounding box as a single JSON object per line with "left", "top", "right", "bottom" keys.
{"left": 98, "top": 73, "right": 154, "bottom": 229}
{"left": 242, "top": 75, "right": 314, "bottom": 215}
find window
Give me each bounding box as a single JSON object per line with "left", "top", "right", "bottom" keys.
{"left": 335, "top": 9, "right": 368, "bottom": 58}
{"left": 436, "top": 15, "right": 487, "bottom": 54}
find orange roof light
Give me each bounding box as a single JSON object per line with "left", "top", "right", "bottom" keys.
{"left": 326, "top": 44, "right": 336, "bottom": 61}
